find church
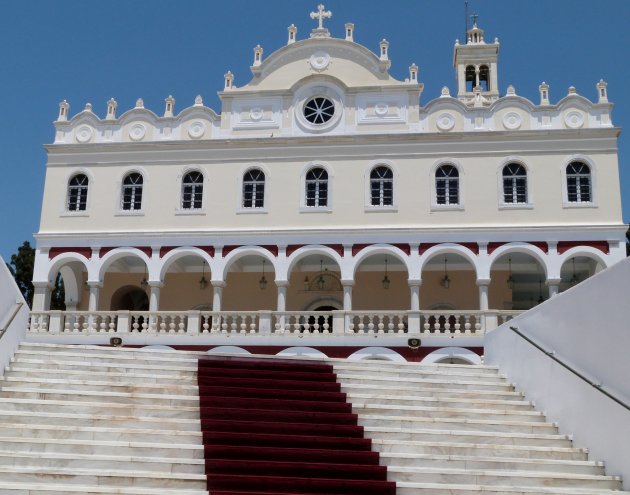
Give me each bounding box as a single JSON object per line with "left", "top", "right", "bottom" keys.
{"left": 0, "top": 5, "right": 628, "bottom": 494}
{"left": 26, "top": 5, "right": 625, "bottom": 363}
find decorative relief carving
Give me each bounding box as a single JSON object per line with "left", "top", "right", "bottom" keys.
{"left": 75, "top": 125, "right": 94, "bottom": 143}
{"left": 188, "top": 121, "right": 206, "bottom": 139}
{"left": 564, "top": 110, "right": 585, "bottom": 129}
{"left": 309, "top": 51, "right": 330, "bottom": 71}
{"left": 374, "top": 103, "right": 389, "bottom": 117}
{"left": 436, "top": 113, "right": 455, "bottom": 131}
{"left": 129, "top": 123, "right": 146, "bottom": 141}
{"left": 249, "top": 108, "right": 264, "bottom": 122}
{"left": 502, "top": 112, "right": 522, "bottom": 130}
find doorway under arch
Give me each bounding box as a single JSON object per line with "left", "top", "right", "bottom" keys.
{"left": 110, "top": 285, "right": 149, "bottom": 311}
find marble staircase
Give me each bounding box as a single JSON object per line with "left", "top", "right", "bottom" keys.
{"left": 0, "top": 342, "right": 208, "bottom": 494}
{"left": 0, "top": 343, "right": 626, "bottom": 494}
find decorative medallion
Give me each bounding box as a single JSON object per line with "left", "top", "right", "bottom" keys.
{"left": 129, "top": 123, "right": 146, "bottom": 141}
{"left": 309, "top": 51, "right": 330, "bottom": 71}
{"left": 75, "top": 125, "right": 94, "bottom": 143}
{"left": 502, "top": 112, "right": 522, "bottom": 130}
{"left": 188, "top": 121, "right": 206, "bottom": 139}
{"left": 436, "top": 113, "right": 455, "bottom": 131}
{"left": 249, "top": 108, "right": 264, "bottom": 122}
{"left": 564, "top": 111, "right": 584, "bottom": 129}
{"left": 374, "top": 103, "right": 389, "bottom": 117}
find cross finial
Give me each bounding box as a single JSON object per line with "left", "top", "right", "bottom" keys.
{"left": 310, "top": 4, "right": 332, "bottom": 30}
{"left": 471, "top": 13, "right": 479, "bottom": 27}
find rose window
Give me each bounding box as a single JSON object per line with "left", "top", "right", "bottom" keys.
{"left": 303, "top": 97, "right": 335, "bottom": 125}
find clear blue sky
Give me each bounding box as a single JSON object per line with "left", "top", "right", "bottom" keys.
{"left": 1, "top": 0, "right": 628, "bottom": 260}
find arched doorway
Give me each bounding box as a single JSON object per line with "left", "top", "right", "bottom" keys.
{"left": 111, "top": 286, "right": 149, "bottom": 311}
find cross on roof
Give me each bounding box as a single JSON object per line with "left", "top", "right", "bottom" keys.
{"left": 471, "top": 13, "right": 479, "bottom": 27}
{"left": 310, "top": 4, "right": 332, "bottom": 30}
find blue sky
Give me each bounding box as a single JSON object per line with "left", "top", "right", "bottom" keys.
{"left": 0, "top": 0, "right": 628, "bottom": 260}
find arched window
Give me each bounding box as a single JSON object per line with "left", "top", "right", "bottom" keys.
{"left": 370, "top": 166, "right": 393, "bottom": 206}
{"left": 305, "top": 167, "right": 328, "bottom": 207}
{"left": 465, "top": 65, "right": 476, "bottom": 92}
{"left": 122, "top": 172, "right": 143, "bottom": 211}
{"left": 502, "top": 164, "right": 527, "bottom": 204}
{"left": 566, "top": 162, "right": 591, "bottom": 203}
{"left": 436, "top": 165, "right": 459, "bottom": 205}
{"left": 181, "top": 171, "right": 204, "bottom": 210}
{"left": 243, "top": 169, "right": 265, "bottom": 208}
{"left": 479, "top": 65, "right": 490, "bottom": 91}
{"left": 67, "top": 174, "right": 88, "bottom": 211}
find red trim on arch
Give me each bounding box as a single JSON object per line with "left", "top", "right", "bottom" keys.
{"left": 48, "top": 247, "right": 92, "bottom": 260}
{"left": 529, "top": 242, "right": 549, "bottom": 253}
{"left": 286, "top": 245, "right": 305, "bottom": 257}
{"left": 418, "top": 243, "right": 437, "bottom": 255}
{"left": 98, "top": 246, "right": 152, "bottom": 258}
{"left": 419, "top": 243, "right": 478, "bottom": 255}
{"left": 487, "top": 242, "right": 504, "bottom": 254}
{"left": 197, "top": 246, "right": 216, "bottom": 257}
{"left": 160, "top": 246, "right": 177, "bottom": 258}
{"left": 137, "top": 246, "right": 153, "bottom": 257}
{"left": 351, "top": 244, "right": 370, "bottom": 256}
{"left": 557, "top": 241, "right": 609, "bottom": 255}
{"left": 459, "top": 242, "right": 479, "bottom": 255}
{"left": 392, "top": 243, "right": 411, "bottom": 255}
{"left": 326, "top": 244, "right": 344, "bottom": 257}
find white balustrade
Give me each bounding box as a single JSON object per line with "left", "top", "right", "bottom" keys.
{"left": 27, "top": 309, "right": 521, "bottom": 338}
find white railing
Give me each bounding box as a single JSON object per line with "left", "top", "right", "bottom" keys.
{"left": 28, "top": 309, "right": 522, "bottom": 338}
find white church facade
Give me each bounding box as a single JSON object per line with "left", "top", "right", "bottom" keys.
{"left": 28, "top": 7, "right": 626, "bottom": 362}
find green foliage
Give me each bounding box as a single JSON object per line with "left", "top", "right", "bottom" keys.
{"left": 8, "top": 241, "right": 65, "bottom": 310}
{"left": 8, "top": 241, "right": 34, "bottom": 307}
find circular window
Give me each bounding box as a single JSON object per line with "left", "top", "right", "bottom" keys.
{"left": 303, "top": 97, "right": 335, "bottom": 125}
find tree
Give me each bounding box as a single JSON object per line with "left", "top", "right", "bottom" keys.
{"left": 7, "top": 241, "right": 65, "bottom": 310}
{"left": 8, "top": 241, "right": 34, "bottom": 307}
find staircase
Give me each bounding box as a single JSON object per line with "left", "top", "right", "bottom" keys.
{"left": 0, "top": 342, "right": 208, "bottom": 494}
{"left": 0, "top": 342, "right": 626, "bottom": 494}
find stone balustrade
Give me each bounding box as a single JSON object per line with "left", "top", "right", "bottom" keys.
{"left": 28, "top": 309, "right": 521, "bottom": 340}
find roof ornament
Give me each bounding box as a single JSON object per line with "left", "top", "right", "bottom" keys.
{"left": 310, "top": 4, "right": 332, "bottom": 38}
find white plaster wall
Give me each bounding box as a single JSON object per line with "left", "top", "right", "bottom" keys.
{"left": 485, "top": 257, "right": 630, "bottom": 487}
{"left": 0, "top": 256, "right": 30, "bottom": 376}
{"left": 38, "top": 135, "right": 623, "bottom": 236}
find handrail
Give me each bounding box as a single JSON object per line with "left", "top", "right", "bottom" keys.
{"left": 0, "top": 302, "right": 25, "bottom": 340}
{"left": 509, "top": 325, "right": 630, "bottom": 412}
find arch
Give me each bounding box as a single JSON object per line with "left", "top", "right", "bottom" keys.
{"left": 58, "top": 265, "right": 81, "bottom": 307}
{"left": 276, "top": 347, "right": 328, "bottom": 358}
{"left": 347, "top": 347, "right": 407, "bottom": 363}
{"left": 110, "top": 285, "right": 149, "bottom": 311}
{"left": 140, "top": 345, "right": 176, "bottom": 352}
{"left": 487, "top": 243, "right": 549, "bottom": 279}
{"left": 207, "top": 346, "right": 251, "bottom": 355}
{"left": 421, "top": 347, "right": 481, "bottom": 365}
{"left": 420, "top": 244, "right": 479, "bottom": 277}
{"left": 303, "top": 297, "right": 343, "bottom": 311}
{"left": 558, "top": 246, "right": 609, "bottom": 270}
{"left": 159, "top": 247, "right": 215, "bottom": 282}
{"left": 220, "top": 246, "right": 278, "bottom": 281}
{"left": 286, "top": 245, "right": 344, "bottom": 281}
{"left": 66, "top": 173, "right": 89, "bottom": 212}
{"left": 98, "top": 247, "right": 151, "bottom": 282}
{"left": 430, "top": 158, "right": 464, "bottom": 208}
{"left": 351, "top": 244, "right": 410, "bottom": 279}
{"left": 121, "top": 171, "right": 145, "bottom": 211}
{"left": 46, "top": 252, "right": 90, "bottom": 284}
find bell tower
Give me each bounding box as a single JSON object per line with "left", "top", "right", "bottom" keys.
{"left": 453, "top": 17, "right": 500, "bottom": 106}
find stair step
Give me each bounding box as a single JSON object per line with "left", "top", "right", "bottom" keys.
{"left": 396, "top": 481, "right": 630, "bottom": 495}
{"left": 353, "top": 403, "right": 544, "bottom": 422}
{"left": 0, "top": 481, "right": 208, "bottom": 494}
{"left": 346, "top": 393, "right": 534, "bottom": 410}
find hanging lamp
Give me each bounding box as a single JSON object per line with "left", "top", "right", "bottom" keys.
{"left": 259, "top": 260, "right": 268, "bottom": 290}
{"left": 569, "top": 258, "right": 579, "bottom": 286}
{"left": 506, "top": 257, "right": 515, "bottom": 289}
{"left": 440, "top": 257, "right": 451, "bottom": 289}
{"left": 199, "top": 260, "right": 208, "bottom": 290}
{"left": 382, "top": 257, "right": 391, "bottom": 289}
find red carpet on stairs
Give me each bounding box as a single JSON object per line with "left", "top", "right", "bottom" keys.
{"left": 198, "top": 356, "right": 396, "bottom": 495}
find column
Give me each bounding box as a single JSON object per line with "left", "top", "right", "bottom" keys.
{"left": 408, "top": 280, "right": 422, "bottom": 310}
{"left": 341, "top": 280, "right": 354, "bottom": 311}
{"left": 32, "top": 282, "right": 52, "bottom": 311}
{"left": 148, "top": 282, "right": 162, "bottom": 312}
{"left": 476, "top": 278, "right": 495, "bottom": 331}
{"left": 212, "top": 281, "right": 225, "bottom": 312}
{"left": 275, "top": 281, "right": 289, "bottom": 331}
{"left": 87, "top": 282, "right": 102, "bottom": 312}
{"left": 547, "top": 278, "right": 562, "bottom": 298}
